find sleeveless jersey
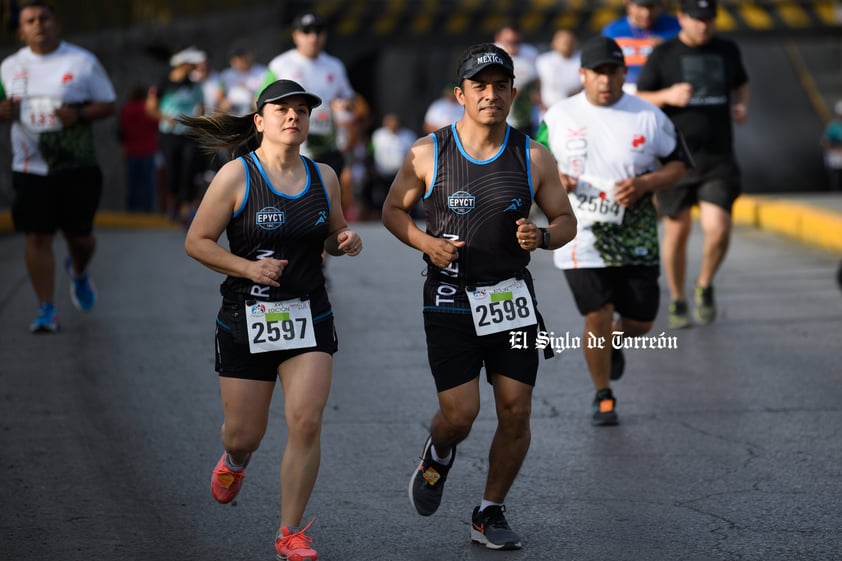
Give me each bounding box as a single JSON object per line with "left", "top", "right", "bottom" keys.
{"left": 220, "top": 153, "right": 332, "bottom": 316}
{"left": 422, "top": 124, "right": 534, "bottom": 313}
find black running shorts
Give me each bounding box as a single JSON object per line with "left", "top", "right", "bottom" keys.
{"left": 423, "top": 311, "right": 539, "bottom": 392}
{"left": 563, "top": 266, "right": 660, "bottom": 322}
{"left": 214, "top": 301, "right": 338, "bottom": 381}
{"left": 12, "top": 167, "right": 103, "bottom": 235}
{"left": 655, "top": 158, "right": 741, "bottom": 218}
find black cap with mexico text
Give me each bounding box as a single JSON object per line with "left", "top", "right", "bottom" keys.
{"left": 457, "top": 45, "right": 515, "bottom": 83}
{"left": 580, "top": 36, "right": 626, "bottom": 70}
{"left": 256, "top": 80, "right": 322, "bottom": 113}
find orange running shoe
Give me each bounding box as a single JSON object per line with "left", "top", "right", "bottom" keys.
{"left": 275, "top": 519, "right": 318, "bottom": 561}
{"left": 210, "top": 452, "right": 250, "bottom": 504}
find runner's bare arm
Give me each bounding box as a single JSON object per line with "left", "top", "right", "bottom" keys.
{"left": 530, "top": 140, "right": 577, "bottom": 250}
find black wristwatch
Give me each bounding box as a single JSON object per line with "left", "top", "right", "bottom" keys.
{"left": 539, "top": 227, "right": 550, "bottom": 249}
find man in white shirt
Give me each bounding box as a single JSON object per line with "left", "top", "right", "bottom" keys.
{"left": 422, "top": 84, "right": 464, "bottom": 134}
{"left": 536, "top": 36, "right": 691, "bottom": 425}
{"left": 218, "top": 44, "right": 267, "bottom": 116}
{"left": 369, "top": 113, "right": 417, "bottom": 215}
{"left": 535, "top": 28, "right": 582, "bottom": 115}
{"left": 263, "top": 12, "right": 354, "bottom": 178}
{"left": 0, "top": 0, "right": 116, "bottom": 333}
{"left": 494, "top": 21, "right": 540, "bottom": 135}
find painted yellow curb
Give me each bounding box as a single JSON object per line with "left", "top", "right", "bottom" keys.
{"left": 733, "top": 195, "right": 842, "bottom": 254}
{"left": 0, "top": 210, "right": 177, "bottom": 232}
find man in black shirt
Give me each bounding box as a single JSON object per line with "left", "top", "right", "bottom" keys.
{"left": 636, "top": 0, "right": 750, "bottom": 328}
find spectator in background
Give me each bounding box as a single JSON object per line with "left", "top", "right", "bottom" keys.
{"left": 119, "top": 83, "right": 159, "bottom": 213}
{"left": 218, "top": 44, "right": 267, "bottom": 116}
{"left": 602, "top": 0, "right": 680, "bottom": 93}
{"left": 335, "top": 91, "right": 373, "bottom": 221}
{"left": 494, "top": 20, "right": 540, "bottom": 135}
{"left": 191, "top": 52, "right": 222, "bottom": 115}
{"left": 368, "top": 112, "right": 416, "bottom": 218}
{"left": 146, "top": 46, "right": 206, "bottom": 225}
{"left": 820, "top": 100, "right": 842, "bottom": 191}
{"left": 422, "top": 84, "right": 463, "bottom": 134}
{"left": 190, "top": 51, "right": 225, "bottom": 186}
{"left": 535, "top": 28, "right": 581, "bottom": 117}
{"left": 264, "top": 12, "right": 354, "bottom": 181}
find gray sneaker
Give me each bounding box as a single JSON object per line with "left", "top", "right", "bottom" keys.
{"left": 470, "top": 505, "right": 522, "bottom": 550}
{"left": 694, "top": 286, "right": 716, "bottom": 324}
{"left": 408, "top": 436, "right": 455, "bottom": 516}
{"left": 669, "top": 299, "right": 691, "bottom": 329}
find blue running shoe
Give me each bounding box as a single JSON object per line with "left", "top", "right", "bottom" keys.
{"left": 65, "top": 256, "right": 96, "bottom": 311}
{"left": 30, "top": 302, "right": 59, "bottom": 333}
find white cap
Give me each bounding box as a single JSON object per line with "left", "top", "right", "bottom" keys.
{"left": 170, "top": 47, "right": 206, "bottom": 67}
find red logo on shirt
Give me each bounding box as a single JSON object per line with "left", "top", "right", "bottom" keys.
{"left": 61, "top": 73, "right": 74, "bottom": 83}
{"left": 632, "top": 134, "right": 646, "bottom": 148}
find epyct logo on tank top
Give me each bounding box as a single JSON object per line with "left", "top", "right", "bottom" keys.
{"left": 256, "top": 207, "right": 285, "bottom": 230}
{"left": 447, "top": 190, "right": 476, "bottom": 215}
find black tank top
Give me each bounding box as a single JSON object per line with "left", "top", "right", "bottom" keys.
{"left": 422, "top": 124, "right": 534, "bottom": 313}
{"left": 220, "top": 152, "right": 331, "bottom": 315}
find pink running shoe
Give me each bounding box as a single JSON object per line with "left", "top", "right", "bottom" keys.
{"left": 210, "top": 452, "right": 250, "bottom": 504}
{"left": 275, "top": 519, "right": 317, "bottom": 561}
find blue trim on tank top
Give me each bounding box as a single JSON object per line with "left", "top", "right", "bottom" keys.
{"left": 216, "top": 317, "right": 231, "bottom": 330}
{"left": 249, "top": 152, "right": 311, "bottom": 200}
{"left": 452, "top": 123, "right": 511, "bottom": 164}
{"left": 232, "top": 156, "right": 251, "bottom": 218}
{"left": 309, "top": 157, "right": 332, "bottom": 213}
{"left": 423, "top": 305, "right": 471, "bottom": 313}
{"left": 524, "top": 134, "right": 535, "bottom": 200}
{"left": 423, "top": 132, "right": 439, "bottom": 201}
{"left": 313, "top": 309, "right": 333, "bottom": 322}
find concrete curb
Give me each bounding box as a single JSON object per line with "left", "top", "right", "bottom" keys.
{"left": 1, "top": 195, "right": 840, "bottom": 254}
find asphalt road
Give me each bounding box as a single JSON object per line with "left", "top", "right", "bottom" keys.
{"left": 1, "top": 221, "right": 840, "bottom": 561}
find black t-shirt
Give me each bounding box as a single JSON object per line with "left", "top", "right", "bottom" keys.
{"left": 637, "top": 36, "right": 748, "bottom": 165}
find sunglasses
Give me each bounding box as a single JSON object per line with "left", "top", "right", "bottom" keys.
{"left": 299, "top": 25, "right": 325, "bottom": 34}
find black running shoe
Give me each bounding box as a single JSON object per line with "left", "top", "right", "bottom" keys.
{"left": 592, "top": 388, "right": 619, "bottom": 426}
{"left": 610, "top": 347, "right": 625, "bottom": 380}
{"left": 470, "top": 505, "right": 522, "bottom": 550}
{"left": 408, "top": 435, "right": 455, "bottom": 516}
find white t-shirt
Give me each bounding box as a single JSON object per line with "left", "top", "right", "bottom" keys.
{"left": 0, "top": 41, "right": 116, "bottom": 175}
{"left": 371, "top": 126, "right": 417, "bottom": 176}
{"left": 423, "top": 97, "right": 464, "bottom": 131}
{"left": 535, "top": 49, "right": 581, "bottom": 109}
{"left": 541, "top": 91, "right": 678, "bottom": 269}
{"left": 219, "top": 63, "right": 267, "bottom": 116}
{"left": 265, "top": 49, "right": 353, "bottom": 154}
{"left": 498, "top": 42, "right": 539, "bottom": 130}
